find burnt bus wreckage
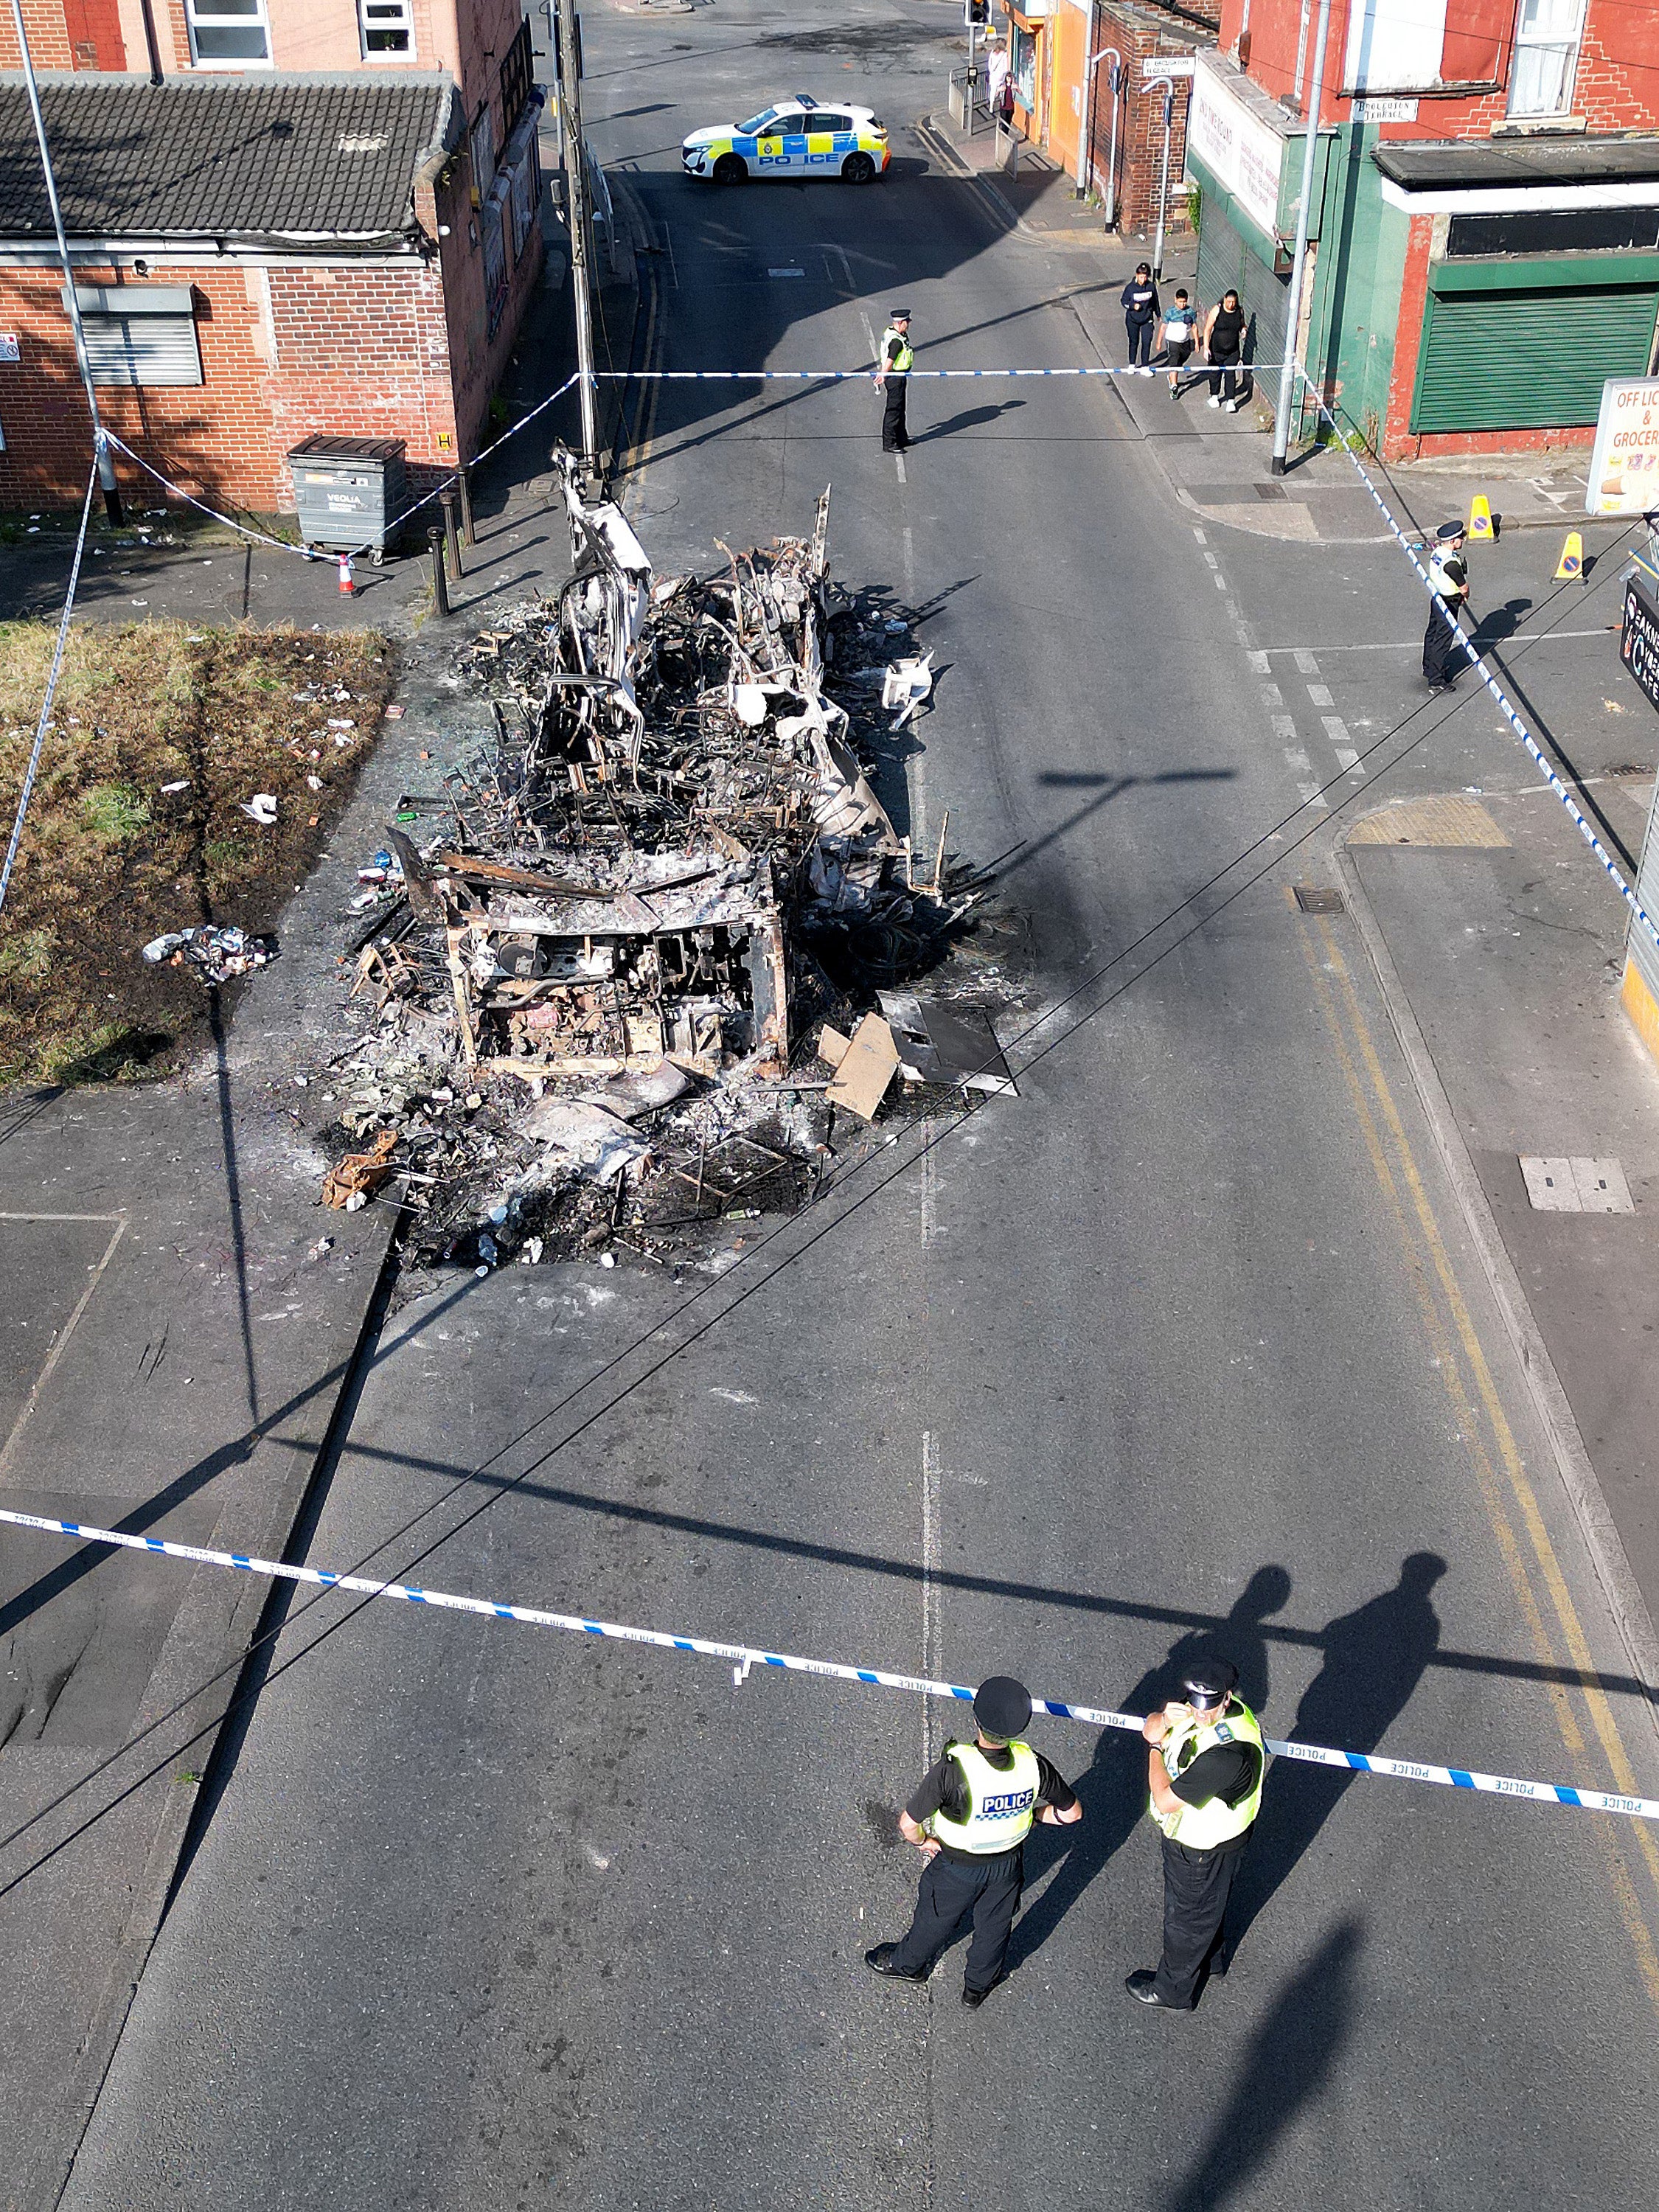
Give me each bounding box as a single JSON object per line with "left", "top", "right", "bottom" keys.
{"left": 333, "top": 457, "right": 1016, "bottom": 1268}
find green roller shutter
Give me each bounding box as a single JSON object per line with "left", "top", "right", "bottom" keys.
{"left": 1411, "top": 284, "right": 1659, "bottom": 433}
{"left": 1194, "top": 211, "right": 1290, "bottom": 384}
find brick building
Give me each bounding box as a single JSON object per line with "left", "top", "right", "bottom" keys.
{"left": 1187, "top": 0, "right": 1659, "bottom": 459}
{"left": 999, "top": 0, "right": 1219, "bottom": 247}
{"left": 0, "top": 0, "right": 545, "bottom": 517}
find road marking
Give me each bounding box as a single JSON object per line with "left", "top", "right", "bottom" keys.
{"left": 1293, "top": 649, "right": 1320, "bottom": 675}
{"left": 0, "top": 1211, "right": 127, "bottom": 1476}
{"left": 896, "top": 454, "right": 907, "bottom": 484}
{"left": 1247, "top": 649, "right": 1269, "bottom": 674}
{"left": 1212, "top": 572, "right": 1228, "bottom": 591}
{"left": 1202, "top": 552, "right": 1220, "bottom": 571}
{"left": 903, "top": 524, "right": 915, "bottom": 596}
{"left": 1262, "top": 683, "right": 1284, "bottom": 708}
{"left": 1307, "top": 682, "right": 1335, "bottom": 708}
{"left": 1261, "top": 630, "right": 1616, "bottom": 653}
{"left": 1192, "top": 528, "right": 1208, "bottom": 544}
{"left": 1297, "top": 910, "right": 1659, "bottom": 2008}
{"left": 921, "top": 1428, "right": 942, "bottom": 1761}
{"left": 919, "top": 1120, "right": 937, "bottom": 1245}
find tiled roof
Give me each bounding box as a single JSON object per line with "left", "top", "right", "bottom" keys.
{"left": 0, "top": 73, "right": 461, "bottom": 243}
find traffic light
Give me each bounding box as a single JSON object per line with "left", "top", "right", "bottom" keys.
{"left": 964, "top": 1, "right": 991, "bottom": 26}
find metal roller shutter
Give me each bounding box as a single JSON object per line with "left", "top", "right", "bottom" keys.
{"left": 66, "top": 284, "right": 202, "bottom": 388}
{"left": 1194, "top": 212, "right": 1290, "bottom": 383}
{"left": 1413, "top": 286, "right": 1659, "bottom": 434}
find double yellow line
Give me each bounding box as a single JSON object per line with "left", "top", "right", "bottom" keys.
{"left": 1293, "top": 891, "right": 1659, "bottom": 2008}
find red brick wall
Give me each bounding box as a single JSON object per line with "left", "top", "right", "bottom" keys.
{"left": 0, "top": 0, "right": 125, "bottom": 66}
{"left": 0, "top": 257, "right": 467, "bottom": 514}
{"left": 1216, "top": 0, "right": 1652, "bottom": 136}
{"left": 1088, "top": 7, "right": 1200, "bottom": 239}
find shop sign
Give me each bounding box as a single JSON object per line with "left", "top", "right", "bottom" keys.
{"left": 1587, "top": 377, "right": 1659, "bottom": 518}
{"left": 1623, "top": 576, "right": 1659, "bottom": 718}
{"left": 1186, "top": 63, "right": 1283, "bottom": 240}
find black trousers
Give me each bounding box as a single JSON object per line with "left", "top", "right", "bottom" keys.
{"left": 891, "top": 1847, "right": 1022, "bottom": 1992}
{"left": 1422, "top": 599, "right": 1465, "bottom": 686}
{"left": 881, "top": 377, "right": 909, "bottom": 451}
{"left": 1208, "top": 355, "right": 1242, "bottom": 402}
{"left": 1151, "top": 1835, "right": 1242, "bottom": 2009}
{"left": 1126, "top": 316, "right": 1155, "bottom": 366}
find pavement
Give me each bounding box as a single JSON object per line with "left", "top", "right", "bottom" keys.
{"left": 4, "top": 0, "right": 1659, "bottom": 2204}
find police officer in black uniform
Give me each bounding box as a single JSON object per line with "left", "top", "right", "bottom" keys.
{"left": 875, "top": 307, "right": 914, "bottom": 453}
{"left": 1127, "top": 1657, "right": 1264, "bottom": 2012}
{"left": 866, "top": 1675, "right": 1082, "bottom": 2007}
{"left": 1422, "top": 519, "right": 1471, "bottom": 690}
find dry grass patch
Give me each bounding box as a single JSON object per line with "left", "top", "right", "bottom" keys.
{"left": 0, "top": 621, "right": 396, "bottom": 1088}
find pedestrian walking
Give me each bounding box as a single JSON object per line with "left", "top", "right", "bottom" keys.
{"left": 1201, "top": 288, "right": 1248, "bottom": 411}
{"left": 1422, "top": 520, "right": 1471, "bottom": 689}
{"left": 1160, "top": 286, "right": 1197, "bottom": 396}
{"left": 875, "top": 307, "right": 914, "bottom": 453}
{"left": 1126, "top": 1658, "right": 1262, "bottom": 2011}
{"left": 866, "top": 1676, "right": 1082, "bottom": 2006}
{"left": 1121, "top": 262, "right": 1161, "bottom": 374}
{"left": 985, "top": 37, "right": 1009, "bottom": 121}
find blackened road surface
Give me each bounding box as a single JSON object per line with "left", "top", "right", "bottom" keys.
{"left": 57, "top": 4, "right": 1659, "bottom": 2206}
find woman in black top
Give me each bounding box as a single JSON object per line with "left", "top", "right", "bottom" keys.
{"left": 1201, "top": 288, "right": 1247, "bottom": 411}
{"left": 1120, "top": 263, "right": 1161, "bottom": 373}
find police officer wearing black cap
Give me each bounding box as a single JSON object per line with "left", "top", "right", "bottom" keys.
{"left": 1422, "top": 519, "right": 1471, "bottom": 690}
{"left": 875, "top": 307, "right": 914, "bottom": 453}
{"left": 866, "top": 1675, "right": 1082, "bottom": 2006}
{"left": 1127, "top": 1657, "right": 1264, "bottom": 2011}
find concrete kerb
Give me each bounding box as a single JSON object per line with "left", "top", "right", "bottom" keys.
{"left": 1332, "top": 834, "right": 1659, "bottom": 1746}
{"left": 25, "top": 1218, "right": 400, "bottom": 2212}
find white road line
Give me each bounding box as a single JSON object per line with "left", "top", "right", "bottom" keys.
{"left": 1306, "top": 682, "right": 1335, "bottom": 708}
{"left": 896, "top": 454, "right": 908, "bottom": 484}
{"left": 1247, "top": 650, "right": 1270, "bottom": 675}
{"left": 1322, "top": 714, "right": 1352, "bottom": 746}
{"left": 1293, "top": 649, "right": 1320, "bottom": 675}
{"left": 1272, "top": 714, "right": 1299, "bottom": 744}
{"left": 1193, "top": 528, "right": 1208, "bottom": 544}
{"left": 919, "top": 1119, "right": 937, "bottom": 1246}
{"left": 1336, "top": 748, "right": 1363, "bottom": 775}
{"left": 1202, "top": 551, "right": 1220, "bottom": 570}
{"left": 1262, "top": 683, "right": 1284, "bottom": 708}
{"left": 1260, "top": 628, "right": 1615, "bottom": 653}
{"left": 921, "top": 1429, "right": 942, "bottom": 1757}
{"left": 903, "top": 523, "right": 915, "bottom": 595}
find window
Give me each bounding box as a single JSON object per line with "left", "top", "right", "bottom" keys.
{"left": 358, "top": 0, "right": 413, "bottom": 57}
{"left": 184, "top": 0, "right": 270, "bottom": 66}
{"left": 66, "top": 285, "right": 202, "bottom": 386}
{"left": 470, "top": 104, "right": 496, "bottom": 195}
{"left": 1508, "top": 0, "right": 1586, "bottom": 116}
{"left": 499, "top": 19, "right": 533, "bottom": 136}
{"left": 1341, "top": 0, "right": 1448, "bottom": 94}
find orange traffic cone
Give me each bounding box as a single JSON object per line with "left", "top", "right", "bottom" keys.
{"left": 338, "top": 552, "right": 355, "bottom": 597}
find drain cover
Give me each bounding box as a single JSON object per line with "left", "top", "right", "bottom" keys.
{"left": 1253, "top": 481, "right": 1287, "bottom": 501}
{"left": 1520, "top": 1156, "right": 1635, "bottom": 1213}
{"left": 1293, "top": 885, "right": 1345, "bottom": 913}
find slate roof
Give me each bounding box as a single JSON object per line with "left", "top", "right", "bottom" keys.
{"left": 0, "top": 73, "right": 461, "bottom": 244}
{"left": 1373, "top": 136, "right": 1659, "bottom": 193}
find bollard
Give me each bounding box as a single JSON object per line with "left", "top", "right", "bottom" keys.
{"left": 428, "top": 524, "right": 450, "bottom": 617}
{"left": 456, "top": 463, "right": 476, "bottom": 547}
{"left": 442, "top": 487, "right": 463, "bottom": 580}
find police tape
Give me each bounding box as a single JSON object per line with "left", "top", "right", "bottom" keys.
{"left": 1290, "top": 367, "right": 1659, "bottom": 967}
{"left": 3, "top": 1506, "right": 1656, "bottom": 1823}
{"left": 591, "top": 365, "right": 1295, "bottom": 380}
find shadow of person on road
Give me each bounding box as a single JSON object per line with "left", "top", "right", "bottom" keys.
{"left": 1163, "top": 1920, "right": 1363, "bottom": 2212}
{"left": 1006, "top": 1565, "right": 1292, "bottom": 1975}
{"left": 1227, "top": 1553, "right": 1445, "bottom": 1952}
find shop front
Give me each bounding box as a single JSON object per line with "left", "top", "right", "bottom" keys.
{"left": 1001, "top": 1, "right": 1051, "bottom": 139}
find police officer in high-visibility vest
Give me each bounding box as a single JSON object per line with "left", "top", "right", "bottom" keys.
{"left": 1127, "top": 1658, "right": 1263, "bottom": 2011}
{"left": 875, "top": 307, "right": 914, "bottom": 453}
{"left": 1422, "top": 519, "right": 1471, "bottom": 691}
{"left": 867, "top": 1676, "right": 1082, "bottom": 2006}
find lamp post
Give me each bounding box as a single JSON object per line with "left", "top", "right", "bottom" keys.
{"left": 1147, "top": 75, "right": 1176, "bottom": 280}
{"left": 1270, "top": 0, "right": 1333, "bottom": 476}
{"left": 1102, "top": 55, "right": 1125, "bottom": 229}
{"left": 555, "top": 0, "right": 600, "bottom": 485}
{"left": 1076, "top": 40, "right": 1122, "bottom": 204}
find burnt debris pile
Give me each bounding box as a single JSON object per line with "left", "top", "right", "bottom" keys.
{"left": 324, "top": 456, "right": 1016, "bottom": 1273}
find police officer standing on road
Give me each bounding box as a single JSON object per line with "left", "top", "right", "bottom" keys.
{"left": 867, "top": 1676, "right": 1082, "bottom": 2006}
{"left": 875, "top": 307, "right": 914, "bottom": 454}
{"left": 1423, "top": 519, "right": 1472, "bottom": 691}
{"left": 1126, "top": 1658, "right": 1262, "bottom": 2011}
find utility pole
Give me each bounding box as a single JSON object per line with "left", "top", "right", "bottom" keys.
{"left": 554, "top": 0, "right": 600, "bottom": 487}
{"left": 10, "top": 0, "right": 122, "bottom": 526}
{"left": 1270, "top": 0, "right": 1332, "bottom": 476}
{"left": 1148, "top": 76, "right": 1175, "bottom": 280}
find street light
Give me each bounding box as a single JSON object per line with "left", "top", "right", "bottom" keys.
{"left": 1076, "top": 42, "right": 1121, "bottom": 205}
{"left": 1145, "top": 74, "right": 1177, "bottom": 280}
{"left": 1270, "top": 0, "right": 1333, "bottom": 476}
{"left": 1102, "top": 56, "right": 1125, "bottom": 229}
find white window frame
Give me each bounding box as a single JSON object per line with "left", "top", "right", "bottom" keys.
{"left": 184, "top": 0, "right": 271, "bottom": 69}
{"left": 357, "top": 0, "right": 415, "bottom": 60}
{"left": 1506, "top": 0, "right": 1587, "bottom": 117}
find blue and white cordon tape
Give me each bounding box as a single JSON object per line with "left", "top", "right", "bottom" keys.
{"left": 2, "top": 1506, "right": 1655, "bottom": 1823}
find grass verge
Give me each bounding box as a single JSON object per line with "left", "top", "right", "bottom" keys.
{"left": 0, "top": 620, "right": 396, "bottom": 1088}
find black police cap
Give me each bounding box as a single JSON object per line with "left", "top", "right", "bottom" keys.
{"left": 1182, "top": 1658, "right": 1238, "bottom": 1708}
{"left": 889, "top": 306, "right": 912, "bottom": 321}
{"left": 973, "top": 1675, "right": 1032, "bottom": 1739}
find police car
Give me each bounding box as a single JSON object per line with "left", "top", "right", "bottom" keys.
{"left": 681, "top": 96, "right": 890, "bottom": 185}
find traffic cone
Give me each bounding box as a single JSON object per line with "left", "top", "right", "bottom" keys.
{"left": 1467, "top": 493, "right": 1495, "bottom": 541}
{"left": 338, "top": 552, "right": 355, "bottom": 597}
{"left": 1554, "top": 529, "right": 1585, "bottom": 582}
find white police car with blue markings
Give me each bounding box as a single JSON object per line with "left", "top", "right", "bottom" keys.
{"left": 681, "top": 95, "right": 890, "bottom": 186}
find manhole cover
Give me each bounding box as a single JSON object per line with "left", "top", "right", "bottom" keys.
{"left": 1293, "top": 885, "right": 1344, "bottom": 913}
{"left": 1519, "top": 1155, "right": 1634, "bottom": 1213}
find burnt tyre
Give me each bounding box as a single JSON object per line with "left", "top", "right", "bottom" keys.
{"left": 841, "top": 151, "right": 877, "bottom": 184}
{"left": 712, "top": 152, "right": 749, "bottom": 185}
